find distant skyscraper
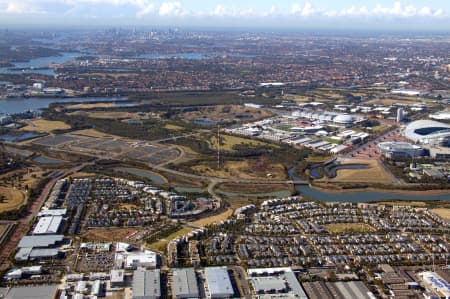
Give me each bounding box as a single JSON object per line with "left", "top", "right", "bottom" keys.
{"left": 396, "top": 108, "right": 404, "bottom": 123}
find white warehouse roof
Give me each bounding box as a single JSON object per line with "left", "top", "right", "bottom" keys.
{"left": 33, "top": 216, "right": 63, "bottom": 235}
{"left": 205, "top": 267, "right": 234, "bottom": 298}
{"left": 18, "top": 235, "right": 64, "bottom": 248}
{"left": 430, "top": 111, "right": 450, "bottom": 121}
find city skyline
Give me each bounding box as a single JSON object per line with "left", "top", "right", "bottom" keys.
{"left": 0, "top": 0, "right": 449, "bottom": 30}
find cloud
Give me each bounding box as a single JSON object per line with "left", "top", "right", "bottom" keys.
{"left": 292, "top": 2, "right": 315, "bottom": 17}
{"left": 0, "top": 0, "right": 46, "bottom": 14}
{"left": 0, "top": 0, "right": 446, "bottom": 21}
{"left": 158, "top": 1, "right": 184, "bottom": 16}
{"left": 370, "top": 2, "right": 442, "bottom": 18}
{"left": 325, "top": 2, "right": 445, "bottom": 18}
{"left": 213, "top": 4, "right": 226, "bottom": 17}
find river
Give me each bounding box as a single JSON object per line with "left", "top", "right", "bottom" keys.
{"left": 0, "top": 96, "right": 128, "bottom": 114}
{"left": 288, "top": 167, "right": 450, "bottom": 202}
{"left": 0, "top": 52, "right": 79, "bottom": 76}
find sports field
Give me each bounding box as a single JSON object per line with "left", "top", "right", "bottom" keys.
{"left": 21, "top": 119, "right": 71, "bottom": 132}
{"left": 325, "top": 223, "right": 376, "bottom": 234}
{"left": 431, "top": 208, "right": 450, "bottom": 220}
{"left": 0, "top": 187, "right": 26, "bottom": 212}
{"left": 325, "top": 159, "right": 393, "bottom": 184}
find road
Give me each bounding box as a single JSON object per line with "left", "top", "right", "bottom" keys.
{"left": 0, "top": 163, "right": 92, "bottom": 271}
{"left": 150, "top": 164, "right": 307, "bottom": 186}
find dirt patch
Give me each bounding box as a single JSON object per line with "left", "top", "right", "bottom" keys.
{"left": 192, "top": 158, "right": 287, "bottom": 180}
{"left": 188, "top": 209, "right": 233, "bottom": 227}
{"left": 81, "top": 228, "right": 139, "bottom": 242}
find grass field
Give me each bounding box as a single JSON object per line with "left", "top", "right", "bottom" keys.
{"left": 306, "top": 155, "right": 332, "bottom": 163}
{"left": 430, "top": 208, "right": 450, "bottom": 220}
{"left": 164, "top": 124, "right": 184, "bottom": 131}
{"left": 325, "top": 223, "right": 376, "bottom": 234}
{"left": 378, "top": 201, "right": 427, "bottom": 207}
{"left": 71, "top": 129, "right": 114, "bottom": 138}
{"left": 283, "top": 94, "right": 311, "bottom": 102}
{"left": 147, "top": 227, "right": 192, "bottom": 252}
{"left": 325, "top": 159, "right": 393, "bottom": 184}
{"left": 366, "top": 99, "right": 422, "bottom": 106}
{"left": 68, "top": 172, "right": 97, "bottom": 178}
{"left": 371, "top": 125, "right": 389, "bottom": 134}
{"left": 210, "top": 134, "right": 274, "bottom": 151}
{"left": 81, "top": 228, "right": 139, "bottom": 242}
{"left": 69, "top": 111, "right": 154, "bottom": 120}
{"left": 217, "top": 182, "right": 292, "bottom": 194}
{"left": 192, "top": 159, "right": 287, "bottom": 180}
{"left": 68, "top": 111, "right": 133, "bottom": 119}
{"left": 66, "top": 102, "right": 117, "bottom": 109}
{"left": 21, "top": 119, "right": 71, "bottom": 132}
{"left": 0, "top": 187, "right": 26, "bottom": 212}
{"left": 180, "top": 104, "right": 273, "bottom": 123}
{"left": 188, "top": 208, "right": 233, "bottom": 227}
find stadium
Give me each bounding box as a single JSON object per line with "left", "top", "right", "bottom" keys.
{"left": 377, "top": 142, "right": 426, "bottom": 159}
{"left": 403, "top": 120, "right": 450, "bottom": 147}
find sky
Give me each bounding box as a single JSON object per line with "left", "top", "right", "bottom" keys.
{"left": 0, "top": 0, "right": 449, "bottom": 30}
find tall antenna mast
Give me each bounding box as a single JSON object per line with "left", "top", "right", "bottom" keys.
{"left": 217, "top": 125, "right": 220, "bottom": 169}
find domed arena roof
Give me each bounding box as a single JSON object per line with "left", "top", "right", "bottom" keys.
{"left": 403, "top": 119, "right": 450, "bottom": 144}
{"left": 333, "top": 114, "right": 355, "bottom": 124}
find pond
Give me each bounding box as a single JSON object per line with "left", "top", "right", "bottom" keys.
{"left": 114, "top": 167, "right": 167, "bottom": 185}
{"left": 0, "top": 132, "right": 42, "bottom": 142}
{"left": 193, "top": 120, "right": 217, "bottom": 126}
{"left": 309, "top": 162, "right": 368, "bottom": 179}
{"left": 33, "top": 156, "right": 65, "bottom": 164}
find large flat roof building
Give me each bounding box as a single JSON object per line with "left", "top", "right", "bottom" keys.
{"left": 132, "top": 269, "right": 161, "bottom": 299}
{"left": 326, "top": 281, "right": 374, "bottom": 299}
{"left": 205, "top": 267, "right": 234, "bottom": 298}
{"left": 37, "top": 209, "right": 67, "bottom": 217}
{"left": 18, "top": 235, "right": 64, "bottom": 248}
{"left": 5, "top": 285, "right": 58, "bottom": 299}
{"left": 172, "top": 268, "right": 200, "bottom": 299}
{"left": 248, "top": 267, "right": 308, "bottom": 299}
{"left": 33, "top": 216, "right": 63, "bottom": 235}
{"left": 377, "top": 142, "right": 426, "bottom": 159}
{"left": 16, "top": 235, "right": 64, "bottom": 262}
{"left": 419, "top": 271, "right": 450, "bottom": 299}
